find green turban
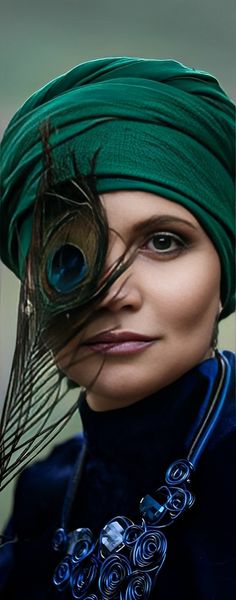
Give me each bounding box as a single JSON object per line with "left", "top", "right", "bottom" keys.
{"left": 0, "top": 57, "right": 235, "bottom": 318}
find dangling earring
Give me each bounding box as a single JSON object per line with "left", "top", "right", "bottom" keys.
{"left": 212, "top": 318, "right": 219, "bottom": 351}
{"left": 211, "top": 302, "right": 222, "bottom": 352}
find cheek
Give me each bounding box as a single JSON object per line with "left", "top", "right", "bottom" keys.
{"left": 146, "top": 252, "right": 221, "bottom": 329}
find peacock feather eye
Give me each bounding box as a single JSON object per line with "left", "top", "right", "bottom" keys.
{"left": 46, "top": 243, "right": 88, "bottom": 293}
{"left": 34, "top": 175, "right": 138, "bottom": 320}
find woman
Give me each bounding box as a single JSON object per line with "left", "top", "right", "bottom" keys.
{"left": 0, "top": 57, "right": 235, "bottom": 599}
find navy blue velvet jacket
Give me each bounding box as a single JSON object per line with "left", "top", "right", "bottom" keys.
{"left": 0, "top": 351, "right": 235, "bottom": 599}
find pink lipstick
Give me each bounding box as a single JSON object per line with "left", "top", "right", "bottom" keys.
{"left": 83, "top": 331, "right": 156, "bottom": 355}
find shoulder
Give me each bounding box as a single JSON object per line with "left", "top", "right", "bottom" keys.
{"left": 13, "top": 433, "right": 85, "bottom": 538}
{"left": 0, "top": 435, "right": 85, "bottom": 592}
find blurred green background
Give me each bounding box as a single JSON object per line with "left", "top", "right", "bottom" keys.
{"left": 0, "top": 0, "right": 235, "bottom": 530}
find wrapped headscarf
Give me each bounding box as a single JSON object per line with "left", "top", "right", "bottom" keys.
{"left": 0, "top": 56, "right": 235, "bottom": 317}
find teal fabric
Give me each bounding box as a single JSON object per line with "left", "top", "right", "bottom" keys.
{"left": 0, "top": 57, "right": 235, "bottom": 317}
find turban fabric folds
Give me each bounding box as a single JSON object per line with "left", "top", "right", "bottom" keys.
{"left": 0, "top": 57, "right": 235, "bottom": 318}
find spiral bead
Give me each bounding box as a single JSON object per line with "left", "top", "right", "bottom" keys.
{"left": 52, "top": 527, "right": 68, "bottom": 552}
{"left": 123, "top": 525, "right": 143, "bottom": 548}
{"left": 53, "top": 555, "right": 71, "bottom": 591}
{"left": 98, "top": 554, "right": 132, "bottom": 598}
{"left": 70, "top": 555, "right": 98, "bottom": 599}
{"left": 165, "top": 487, "right": 189, "bottom": 514}
{"left": 121, "top": 571, "right": 152, "bottom": 599}
{"left": 71, "top": 528, "right": 94, "bottom": 564}
{"left": 131, "top": 529, "right": 167, "bottom": 572}
{"left": 165, "top": 459, "right": 192, "bottom": 485}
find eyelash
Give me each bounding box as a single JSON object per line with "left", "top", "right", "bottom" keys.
{"left": 141, "top": 231, "right": 188, "bottom": 257}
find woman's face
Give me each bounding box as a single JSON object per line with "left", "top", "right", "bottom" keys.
{"left": 56, "top": 191, "right": 221, "bottom": 411}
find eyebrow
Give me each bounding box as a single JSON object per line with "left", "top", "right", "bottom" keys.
{"left": 132, "top": 215, "right": 198, "bottom": 235}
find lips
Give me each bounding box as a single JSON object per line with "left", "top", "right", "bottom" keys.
{"left": 82, "top": 330, "right": 156, "bottom": 355}
{"left": 83, "top": 331, "right": 154, "bottom": 344}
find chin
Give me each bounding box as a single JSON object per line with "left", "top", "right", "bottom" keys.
{"left": 62, "top": 342, "right": 213, "bottom": 406}
{"left": 84, "top": 369, "right": 166, "bottom": 407}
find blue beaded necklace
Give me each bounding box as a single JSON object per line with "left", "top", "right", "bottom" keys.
{"left": 52, "top": 350, "right": 231, "bottom": 599}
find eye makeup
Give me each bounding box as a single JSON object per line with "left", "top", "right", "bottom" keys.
{"left": 131, "top": 215, "right": 198, "bottom": 237}
{"left": 144, "top": 231, "right": 187, "bottom": 254}
{"left": 128, "top": 216, "right": 197, "bottom": 260}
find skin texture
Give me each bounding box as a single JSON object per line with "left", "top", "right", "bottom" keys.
{"left": 56, "top": 191, "right": 222, "bottom": 411}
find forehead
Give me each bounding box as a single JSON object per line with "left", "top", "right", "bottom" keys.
{"left": 100, "top": 190, "right": 200, "bottom": 232}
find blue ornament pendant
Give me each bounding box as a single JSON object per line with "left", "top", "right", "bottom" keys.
{"left": 52, "top": 459, "right": 194, "bottom": 598}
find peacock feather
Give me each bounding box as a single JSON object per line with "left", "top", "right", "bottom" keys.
{"left": 0, "top": 158, "right": 138, "bottom": 492}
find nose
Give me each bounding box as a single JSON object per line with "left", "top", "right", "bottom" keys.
{"left": 98, "top": 269, "right": 142, "bottom": 312}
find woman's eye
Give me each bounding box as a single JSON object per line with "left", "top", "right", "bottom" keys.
{"left": 143, "top": 232, "right": 186, "bottom": 254}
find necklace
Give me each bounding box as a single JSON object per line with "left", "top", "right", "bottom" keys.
{"left": 52, "top": 351, "right": 231, "bottom": 599}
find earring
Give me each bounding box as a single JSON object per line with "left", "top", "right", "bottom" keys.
{"left": 212, "top": 320, "right": 219, "bottom": 350}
